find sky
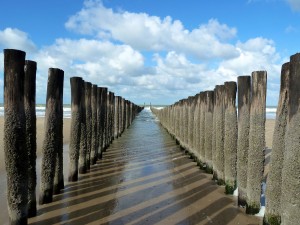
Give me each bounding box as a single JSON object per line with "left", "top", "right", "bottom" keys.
{"left": 0, "top": 0, "right": 299, "bottom": 105}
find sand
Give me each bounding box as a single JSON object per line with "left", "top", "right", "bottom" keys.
{"left": 0, "top": 117, "right": 71, "bottom": 171}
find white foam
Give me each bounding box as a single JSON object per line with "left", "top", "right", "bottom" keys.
{"left": 255, "top": 206, "right": 265, "bottom": 217}
{"left": 233, "top": 187, "right": 238, "bottom": 196}
{"left": 266, "top": 108, "right": 277, "bottom": 113}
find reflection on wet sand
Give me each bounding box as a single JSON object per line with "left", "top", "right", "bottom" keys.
{"left": 12, "top": 109, "right": 260, "bottom": 224}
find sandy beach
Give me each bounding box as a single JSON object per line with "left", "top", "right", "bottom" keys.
{"left": 0, "top": 117, "right": 71, "bottom": 171}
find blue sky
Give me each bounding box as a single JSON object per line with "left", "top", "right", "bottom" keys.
{"left": 0, "top": 0, "right": 299, "bottom": 105}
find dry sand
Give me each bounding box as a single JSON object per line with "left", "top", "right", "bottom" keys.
{"left": 0, "top": 117, "right": 71, "bottom": 171}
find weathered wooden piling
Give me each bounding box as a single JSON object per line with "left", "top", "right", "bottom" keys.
{"left": 110, "top": 92, "right": 115, "bottom": 142}
{"left": 114, "top": 96, "right": 119, "bottom": 139}
{"left": 212, "top": 87, "right": 217, "bottom": 179}
{"left": 68, "top": 77, "right": 83, "bottom": 181}
{"left": 4, "top": 49, "right": 28, "bottom": 224}
{"left": 53, "top": 70, "right": 64, "bottom": 194}
{"left": 79, "top": 81, "right": 88, "bottom": 174}
{"left": 246, "top": 71, "right": 267, "bottom": 214}
{"left": 214, "top": 85, "right": 225, "bottom": 184}
{"left": 98, "top": 87, "right": 107, "bottom": 158}
{"left": 187, "top": 96, "right": 195, "bottom": 154}
{"left": 199, "top": 92, "right": 206, "bottom": 168}
{"left": 264, "top": 63, "right": 289, "bottom": 225}
{"left": 183, "top": 99, "right": 189, "bottom": 149}
{"left": 85, "top": 82, "right": 92, "bottom": 170}
{"left": 118, "top": 97, "right": 124, "bottom": 136}
{"left": 193, "top": 95, "right": 200, "bottom": 160}
{"left": 90, "top": 84, "right": 98, "bottom": 165}
{"left": 237, "top": 76, "right": 251, "bottom": 206}
{"left": 40, "top": 68, "right": 64, "bottom": 204}
{"left": 281, "top": 53, "right": 300, "bottom": 225}
{"left": 224, "top": 82, "right": 237, "bottom": 194}
{"left": 24, "top": 60, "right": 37, "bottom": 217}
{"left": 204, "top": 91, "right": 214, "bottom": 173}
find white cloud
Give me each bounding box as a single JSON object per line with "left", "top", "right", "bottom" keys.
{"left": 65, "top": 0, "right": 239, "bottom": 60}
{"left": 0, "top": 2, "right": 285, "bottom": 105}
{"left": 286, "top": 0, "right": 300, "bottom": 12}
{"left": 0, "top": 28, "right": 37, "bottom": 53}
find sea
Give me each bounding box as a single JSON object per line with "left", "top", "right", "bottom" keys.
{"left": 0, "top": 104, "right": 277, "bottom": 119}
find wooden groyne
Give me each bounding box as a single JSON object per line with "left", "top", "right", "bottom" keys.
{"left": 151, "top": 53, "right": 300, "bottom": 225}
{"left": 2, "top": 48, "right": 143, "bottom": 224}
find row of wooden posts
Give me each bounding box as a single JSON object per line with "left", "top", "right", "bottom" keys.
{"left": 151, "top": 53, "right": 300, "bottom": 225}
{"left": 3, "top": 49, "right": 143, "bottom": 224}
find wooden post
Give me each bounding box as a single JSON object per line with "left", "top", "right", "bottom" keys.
{"left": 264, "top": 63, "right": 289, "bottom": 225}
{"left": 224, "top": 81, "right": 237, "bottom": 194}
{"left": 68, "top": 77, "right": 82, "bottom": 181}
{"left": 53, "top": 70, "right": 64, "bottom": 194}
{"left": 114, "top": 96, "right": 120, "bottom": 138}
{"left": 193, "top": 95, "right": 200, "bottom": 161}
{"left": 187, "top": 96, "right": 195, "bottom": 153}
{"left": 246, "top": 71, "right": 267, "bottom": 214}
{"left": 212, "top": 86, "right": 218, "bottom": 180}
{"left": 204, "top": 91, "right": 214, "bottom": 174}
{"left": 79, "top": 81, "right": 87, "bottom": 174}
{"left": 90, "top": 84, "right": 98, "bottom": 165}
{"left": 24, "top": 60, "right": 37, "bottom": 217}
{"left": 4, "top": 49, "right": 28, "bottom": 224}
{"left": 40, "top": 68, "right": 64, "bottom": 204}
{"left": 85, "top": 82, "right": 92, "bottom": 170}
{"left": 281, "top": 54, "right": 300, "bottom": 225}
{"left": 214, "top": 85, "right": 226, "bottom": 184}
{"left": 237, "top": 76, "right": 251, "bottom": 206}
{"left": 98, "top": 87, "right": 107, "bottom": 158}
{"left": 95, "top": 87, "right": 102, "bottom": 161}
{"left": 199, "top": 92, "right": 206, "bottom": 168}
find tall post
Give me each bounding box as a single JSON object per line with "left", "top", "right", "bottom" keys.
{"left": 40, "top": 68, "right": 64, "bottom": 204}
{"left": 24, "top": 60, "right": 37, "bottom": 217}
{"left": 114, "top": 96, "right": 119, "bottom": 138}
{"left": 204, "top": 91, "right": 214, "bottom": 173}
{"left": 4, "top": 49, "right": 28, "bottom": 224}
{"left": 199, "top": 92, "right": 206, "bottom": 168}
{"left": 99, "top": 88, "right": 107, "bottom": 158}
{"left": 214, "top": 85, "right": 225, "bottom": 184}
{"left": 246, "top": 71, "right": 267, "bottom": 214}
{"left": 85, "top": 82, "right": 92, "bottom": 170}
{"left": 68, "top": 77, "right": 83, "bottom": 181}
{"left": 212, "top": 86, "right": 217, "bottom": 179}
{"left": 237, "top": 76, "right": 251, "bottom": 206}
{"left": 193, "top": 95, "right": 200, "bottom": 160}
{"left": 95, "top": 87, "right": 101, "bottom": 161}
{"left": 281, "top": 54, "right": 300, "bottom": 225}
{"left": 264, "top": 63, "right": 289, "bottom": 225}
{"left": 79, "top": 81, "right": 87, "bottom": 174}
{"left": 53, "top": 70, "right": 64, "bottom": 194}
{"left": 90, "top": 84, "right": 98, "bottom": 165}
{"left": 224, "top": 81, "right": 237, "bottom": 194}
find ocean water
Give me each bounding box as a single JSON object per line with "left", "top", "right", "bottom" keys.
{"left": 0, "top": 104, "right": 277, "bottom": 119}
{"left": 0, "top": 104, "right": 71, "bottom": 118}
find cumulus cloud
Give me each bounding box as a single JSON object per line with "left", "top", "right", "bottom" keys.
{"left": 286, "top": 0, "right": 300, "bottom": 12}
{"left": 0, "top": 28, "right": 37, "bottom": 53}
{"left": 65, "top": 0, "right": 239, "bottom": 60}
{"left": 0, "top": 1, "right": 284, "bottom": 105}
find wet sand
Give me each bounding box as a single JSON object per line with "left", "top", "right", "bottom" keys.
{"left": 0, "top": 114, "right": 274, "bottom": 224}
